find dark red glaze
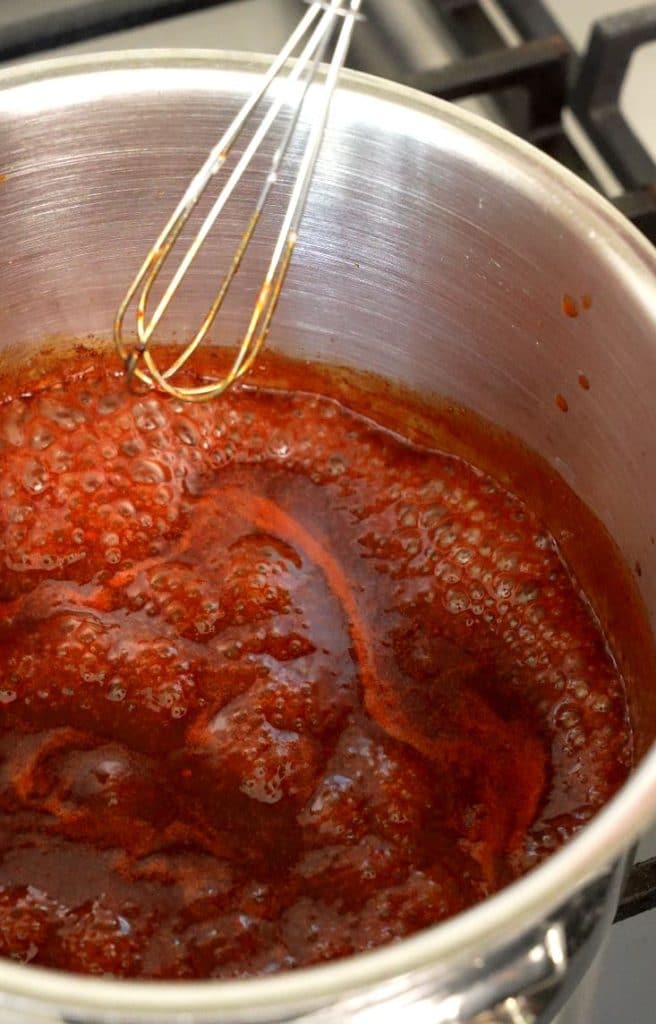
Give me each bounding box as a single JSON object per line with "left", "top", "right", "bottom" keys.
{"left": 562, "top": 294, "right": 579, "bottom": 318}
{"left": 0, "top": 357, "right": 632, "bottom": 979}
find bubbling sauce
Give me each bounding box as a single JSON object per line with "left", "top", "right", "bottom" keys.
{"left": 0, "top": 350, "right": 633, "bottom": 979}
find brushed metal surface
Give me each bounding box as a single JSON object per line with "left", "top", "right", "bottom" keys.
{"left": 1, "top": 50, "right": 656, "bottom": 1024}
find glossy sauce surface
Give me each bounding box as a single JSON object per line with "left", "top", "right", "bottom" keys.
{"left": 0, "top": 354, "right": 632, "bottom": 978}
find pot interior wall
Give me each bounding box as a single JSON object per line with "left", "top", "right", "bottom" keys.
{"left": 1, "top": 56, "right": 656, "bottom": 753}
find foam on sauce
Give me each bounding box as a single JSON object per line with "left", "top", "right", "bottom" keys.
{"left": 0, "top": 349, "right": 634, "bottom": 978}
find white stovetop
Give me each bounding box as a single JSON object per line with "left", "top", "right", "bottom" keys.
{"left": 2, "top": 2, "right": 656, "bottom": 1021}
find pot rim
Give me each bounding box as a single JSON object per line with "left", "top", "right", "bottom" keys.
{"left": 0, "top": 48, "right": 655, "bottom": 1017}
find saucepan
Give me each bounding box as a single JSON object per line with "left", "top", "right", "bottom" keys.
{"left": 1, "top": 50, "right": 656, "bottom": 1024}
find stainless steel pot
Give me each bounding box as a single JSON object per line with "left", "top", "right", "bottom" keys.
{"left": 1, "top": 50, "right": 656, "bottom": 1024}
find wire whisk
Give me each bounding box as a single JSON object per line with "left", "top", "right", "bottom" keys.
{"left": 114, "top": 0, "right": 363, "bottom": 402}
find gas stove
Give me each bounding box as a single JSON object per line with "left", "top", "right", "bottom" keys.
{"left": 1, "top": 2, "right": 656, "bottom": 1021}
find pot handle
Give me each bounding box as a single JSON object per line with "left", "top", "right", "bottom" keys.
{"left": 438, "top": 922, "right": 568, "bottom": 1024}
{"left": 298, "top": 922, "right": 567, "bottom": 1024}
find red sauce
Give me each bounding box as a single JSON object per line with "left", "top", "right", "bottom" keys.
{"left": 562, "top": 294, "right": 579, "bottom": 318}
{"left": 0, "top": 353, "right": 632, "bottom": 979}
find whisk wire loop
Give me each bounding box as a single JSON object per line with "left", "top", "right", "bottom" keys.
{"left": 115, "top": 0, "right": 362, "bottom": 402}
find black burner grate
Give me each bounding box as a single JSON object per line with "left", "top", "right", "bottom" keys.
{"left": 616, "top": 856, "right": 656, "bottom": 922}
{"left": 421, "top": 1, "right": 656, "bottom": 241}
{"left": 0, "top": 0, "right": 233, "bottom": 60}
